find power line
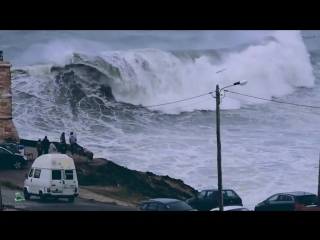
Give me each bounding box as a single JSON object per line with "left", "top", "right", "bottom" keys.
{"left": 225, "top": 95, "right": 320, "bottom": 116}
{"left": 225, "top": 90, "right": 320, "bottom": 109}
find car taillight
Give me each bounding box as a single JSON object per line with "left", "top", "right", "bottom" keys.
{"left": 47, "top": 188, "right": 51, "bottom": 193}
{"left": 294, "top": 203, "right": 305, "bottom": 211}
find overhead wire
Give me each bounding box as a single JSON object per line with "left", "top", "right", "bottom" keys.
{"left": 225, "top": 90, "right": 320, "bottom": 109}
{"left": 224, "top": 95, "right": 320, "bottom": 116}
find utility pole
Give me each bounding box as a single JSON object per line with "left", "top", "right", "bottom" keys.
{"left": 215, "top": 84, "right": 223, "bottom": 211}
{"left": 318, "top": 143, "right": 320, "bottom": 206}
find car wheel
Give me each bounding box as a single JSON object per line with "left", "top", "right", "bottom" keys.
{"left": 13, "top": 161, "right": 22, "bottom": 170}
{"left": 24, "top": 188, "right": 30, "bottom": 200}
{"left": 68, "top": 197, "right": 75, "bottom": 203}
{"left": 39, "top": 191, "right": 46, "bottom": 202}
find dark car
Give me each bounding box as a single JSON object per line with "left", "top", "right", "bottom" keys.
{"left": 254, "top": 191, "right": 318, "bottom": 211}
{"left": 0, "top": 142, "right": 21, "bottom": 154}
{"left": 0, "top": 187, "right": 3, "bottom": 211}
{"left": 186, "top": 188, "right": 243, "bottom": 211}
{"left": 139, "top": 198, "right": 197, "bottom": 211}
{"left": 0, "top": 146, "right": 28, "bottom": 170}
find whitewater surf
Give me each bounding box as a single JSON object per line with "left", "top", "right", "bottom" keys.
{"left": 1, "top": 30, "right": 319, "bottom": 207}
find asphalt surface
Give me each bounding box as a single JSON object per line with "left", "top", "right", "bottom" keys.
{"left": 1, "top": 188, "right": 137, "bottom": 211}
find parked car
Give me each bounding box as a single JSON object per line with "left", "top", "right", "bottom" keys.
{"left": 0, "top": 187, "right": 3, "bottom": 211}
{"left": 139, "top": 198, "right": 197, "bottom": 211}
{"left": 0, "top": 142, "right": 21, "bottom": 154}
{"left": 186, "top": 188, "right": 243, "bottom": 211}
{"left": 211, "top": 206, "right": 250, "bottom": 211}
{"left": 254, "top": 191, "right": 318, "bottom": 211}
{"left": 0, "top": 146, "right": 28, "bottom": 170}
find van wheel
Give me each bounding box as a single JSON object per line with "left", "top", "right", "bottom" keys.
{"left": 24, "top": 188, "right": 30, "bottom": 200}
{"left": 13, "top": 161, "right": 22, "bottom": 170}
{"left": 39, "top": 191, "right": 46, "bottom": 202}
{"left": 68, "top": 197, "right": 75, "bottom": 203}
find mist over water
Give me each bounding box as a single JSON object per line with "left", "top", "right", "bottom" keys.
{"left": 1, "top": 30, "right": 320, "bottom": 207}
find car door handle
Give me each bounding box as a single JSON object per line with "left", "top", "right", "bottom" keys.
{"left": 30, "top": 179, "right": 32, "bottom": 182}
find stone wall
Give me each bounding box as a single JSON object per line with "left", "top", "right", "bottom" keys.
{"left": 0, "top": 61, "right": 19, "bottom": 143}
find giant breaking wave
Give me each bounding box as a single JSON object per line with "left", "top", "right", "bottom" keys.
{"left": 11, "top": 30, "right": 314, "bottom": 122}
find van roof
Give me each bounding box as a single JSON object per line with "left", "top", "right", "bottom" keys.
{"left": 32, "top": 154, "right": 75, "bottom": 170}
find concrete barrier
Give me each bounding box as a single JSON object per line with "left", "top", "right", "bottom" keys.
{"left": 19, "top": 139, "right": 94, "bottom": 161}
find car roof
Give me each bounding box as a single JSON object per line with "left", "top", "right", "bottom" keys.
{"left": 0, "top": 142, "right": 13, "bottom": 145}
{"left": 200, "top": 188, "right": 234, "bottom": 191}
{"left": 211, "top": 206, "right": 247, "bottom": 211}
{"left": 277, "top": 191, "right": 315, "bottom": 196}
{"left": 143, "top": 198, "right": 181, "bottom": 204}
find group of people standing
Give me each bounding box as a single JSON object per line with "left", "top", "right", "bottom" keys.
{"left": 36, "top": 132, "right": 78, "bottom": 157}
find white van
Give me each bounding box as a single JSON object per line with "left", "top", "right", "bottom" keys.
{"left": 24, "top": 154, "right": 79, "bottom": 202}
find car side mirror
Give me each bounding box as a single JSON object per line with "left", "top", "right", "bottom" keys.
{"left": 25, "top": 173, "right": 28, "bottom": 179}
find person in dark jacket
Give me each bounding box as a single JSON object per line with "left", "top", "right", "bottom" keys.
{"left": 41, "top": 136, "right": 50, "bottom": 154}
{"left": 60, "top": 132, "right": 66, "bottom": 144}
{"left": 36, "top": 139, "right": 42, "bottom": 157}
{"left": 59, "top": 132, "right": 67, "bottom": 154}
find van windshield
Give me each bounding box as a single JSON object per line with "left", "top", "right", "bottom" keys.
{"left": 65, "top": 170, "right": 74, "bottom": 180}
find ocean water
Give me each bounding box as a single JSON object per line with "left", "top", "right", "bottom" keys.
{"left": 1, "top": 30, "right": 320, "bottom": 208}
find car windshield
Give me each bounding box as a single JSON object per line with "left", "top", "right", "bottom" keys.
{"left": 166, "top": 201, "right": 193, "bottom": 211}
{"left": 1, "top": 144, "right": 18, "bottom": 153}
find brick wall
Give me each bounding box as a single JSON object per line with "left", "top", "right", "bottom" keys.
{"left": 0, "top": 61, "right": 19, "bottom": 143}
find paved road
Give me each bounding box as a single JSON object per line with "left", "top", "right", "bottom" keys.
{"left": 1, "top": 188, "right": 137, "bottom": 211}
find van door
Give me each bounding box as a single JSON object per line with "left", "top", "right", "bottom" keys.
{"left": 32, "top": 169, "right": 42, "bottom": 194}
{"left": 25, "top": 168, "right": 34, "bottom": 193}
{"left": 51, "top": 170, "right": 63, "bottom": 195}
{"left": 62, "top": 169, "right": 75, "bottom": 196}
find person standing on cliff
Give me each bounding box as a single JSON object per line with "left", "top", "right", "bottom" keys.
{"left": 36, "top": 139, "right": 42, "bottom": 157}
{"left": 41, "top": 136, "right": 50, "bottom": 154}
{"left": 59, "top": 132, "right": 67, "bottom": 154}
{"left": 69, "top": 132, "right": 77, "bottom": 155}
{"left": 60, "top": 132, "right": 66, "bottom": 144}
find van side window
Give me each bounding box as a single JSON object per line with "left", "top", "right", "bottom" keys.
{"left": 28, "top": 169, "right": 34, "bottom": 177}
{"left": 33, "top": 169, "right": 41, "bottom": 178}
{"left": 52, "top": 170, "right": 62, "bottom": 180}
{"left": 65, "top": 170, "right": 74, "bottom": 180}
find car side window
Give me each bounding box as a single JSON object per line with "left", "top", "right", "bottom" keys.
{"left": 158, "top": 203, "right": 167, "bottom": 211}
{"left": 33, "top": 169, "right": 41, "bottom": 178}
{"left": 205, "top": 190, "right": 213, "bottom": 199}
{"left": 225, "top": 190, "right": 238, "bottom": 198}
{"left": 197, "top": 191, "right": 206, "bottom": 199}
{"left": 0, "top": 148, "right": 9, "bottom": 154}
{"left": 279, "top": 195, "right": 293, "bottom": 202}
{"left": 140, "top": 203, "right": 148, "bottom": 210}
{"left": 149, "top": 203, "right": 158, "bottom": 211}
{"left": 28, "top": 169, "right": 34, "bottom": 178}
{"left": 267, "top": 194, "right": 279, "bottom": 202}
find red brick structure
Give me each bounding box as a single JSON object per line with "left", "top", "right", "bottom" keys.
{"left": 0, "top": 61, "right": 19, "bottom": 143}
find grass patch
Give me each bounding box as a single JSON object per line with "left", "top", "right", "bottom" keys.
{"left": 0, "top": 180, "right": 23, "bottom": 190}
